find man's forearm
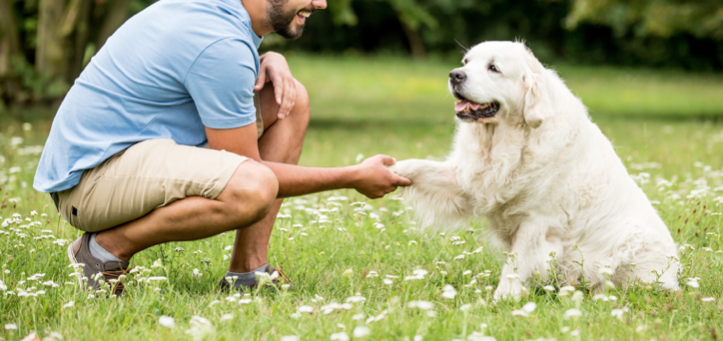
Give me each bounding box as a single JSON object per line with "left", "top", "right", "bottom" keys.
{"left": 261, "top": 161, "right": 359, "bottom": 198}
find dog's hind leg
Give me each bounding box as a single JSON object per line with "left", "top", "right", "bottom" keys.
{"left": 494, "top": 217, "right": 563, "bottom": 301}
{"left": 388, "top": 159, "right": 473, "bottom": 229}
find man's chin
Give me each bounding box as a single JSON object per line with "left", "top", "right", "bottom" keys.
{"left": 277, "top": 25, "right": 304, "bottom": 40}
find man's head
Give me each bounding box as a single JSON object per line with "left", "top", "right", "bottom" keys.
{"left": 266, "top": 0, "right": 327, "bottom": 40}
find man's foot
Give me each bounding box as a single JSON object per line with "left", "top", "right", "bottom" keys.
{"left": 67, "top": 233, "right": 131, "bottom": 296}
{"left": 218, "top": 264, "right": 293, "bottom": 292}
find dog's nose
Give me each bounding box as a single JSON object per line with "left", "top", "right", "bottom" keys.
{"left": 449, "top": 69, "right": 467, "bottom": 85}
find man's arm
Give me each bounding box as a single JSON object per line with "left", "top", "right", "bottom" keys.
{"left": 206, "top": 124, "right": 411, "bottom": 199}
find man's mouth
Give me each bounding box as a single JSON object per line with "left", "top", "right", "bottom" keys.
{"left": 296, "top": 8, "right": 314, "bottom": 24}
{"left": 454, "top": 96, "right": 499, "bottom": 121}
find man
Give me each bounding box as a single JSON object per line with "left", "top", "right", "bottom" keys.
{"left": 33, "top": 0, "right": 411, "bottom": 295}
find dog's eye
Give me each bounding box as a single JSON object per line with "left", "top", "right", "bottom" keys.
{"left": 488, "top": 64, "right": 500, "bottom": 73}
{"left": 463, "top": 58, "right": 468, "bottom": 65}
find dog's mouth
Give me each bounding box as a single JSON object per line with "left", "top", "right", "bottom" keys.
{"left": 454, "top": 96, "right": 500, "bottom": 121}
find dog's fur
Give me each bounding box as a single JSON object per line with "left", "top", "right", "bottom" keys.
{"left": 389, "top": 41, "right": 679, "bottom": 300}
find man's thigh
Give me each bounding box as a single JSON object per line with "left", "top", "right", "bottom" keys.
{"left": 57, "top": 139, "right": 248, "bottom": 232}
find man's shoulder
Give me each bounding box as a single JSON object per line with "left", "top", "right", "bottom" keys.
{"left": 130, "top": 0, "right": 259, "bottom": 50}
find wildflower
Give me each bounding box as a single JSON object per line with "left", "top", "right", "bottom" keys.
{"left": 342, "top": 268, "right": 354, "bottom": 277}
{"left": 63, "top": 301, "right": 75, "bottom": 308}
{"left": 320, "top": 302, "right": 353, "bottom": 314}
{"left": 463, "top": 270, "right": 472, "bottom": 276}
{"left": 635, "top": 325, "right": 647, "bottom": 332}
{"left": 147, "top": 276, "right": 168, "bottom": 282}
{"left": 460, "top": 304, "right": 472, "bottom": 311}
{"left": 404, "top": 269, "right": 429, "bottom": 281}
{"left": 353, "top": 326, "right": 371, "bottom": 338}
{"left": 407, "top": 301, "right": 434, "bottom": 310}
{"left": 365, "top": 310, "right": 388, "bottom": 323}
{"left": 281, "top": 336, "right": 300, "bottom": 341}
{"left": 511, "top": 302, "right": 536, "bottom": 317}
{"left": 414, "top": 336, "right": 423, "bottom": 341}
{"left": 5, "top": 323, "right": 17, "bottom": 330}
{"left": 366, "top": 271, "right": 379, "bottom": 278}
{"left": 564, "top": 308, "right": 582, "bottom": 319}
{"left": 219, "top": 314, "right": 234, "bottom": 322}
{"left": 192, "top": 269, "right": 202, "bottom": 278}
{"left": 238, "top": 299, "right": 252, "bottom": 304}
{"left": 571, "top": 290, "right": 584, "bottom": 304}
{"left": 383, "top": 278, "right": 393, "bottom": 285}
{"left": 158, "top": 316, "right": 175, "bottom": 328}
{"left": 686, "top": 278, "right": 700, "bottom": 288}
{"left": 442, "top": 285, "right": 457, "bottom": 299}
{"left": 542, "top": 285, "right": 555, "bottom": 292}
{"left": 174, "top": 247, "right": 185, "bottom": 252}
{"left": 0, "top": 280, "right": 6, "bottom": 291}
{"left": 331, "top": 332, "right": 349, "bottom": 341}
{"left": 185, "top": 316, "right": 215, "bottom": 340}
{"left": 701, "top": 297, "right": 715, "bottom": 302}
{"left": 454, "top": 254, "right": 465, "bottom": 260}
{"left": 352, "top": 314, "right": 364, "bottom": 320}
{"left": 467, "top": 332, "right": 496, "bottom": 341}
{"left": 346, "top": 295, "right": 366, "bottom": 303}
{"left": 297, "top": 305, "right": 314, "bottom": 313}
{"left": 611, "top": 307, "right": 628, "bottom": 320}
{"left": 558, "top": 286, "right": 575, "bottom": 296}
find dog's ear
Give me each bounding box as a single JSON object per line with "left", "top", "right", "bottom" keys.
{"left": 522, "top": 48, "right": 554, "bottom": 129}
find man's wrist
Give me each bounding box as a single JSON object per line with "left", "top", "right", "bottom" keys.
{"left": 340, "top": 165, "right": 361, "bottom": 190}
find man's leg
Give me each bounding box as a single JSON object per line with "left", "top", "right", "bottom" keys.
{"left": 227, "top": 80, "right": 310, "bottom": 273}
{"left": 87, "top": 160, "right": 279, "bottom": 261}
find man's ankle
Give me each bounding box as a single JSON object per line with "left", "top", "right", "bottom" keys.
{"left": 94, "top": 232, "right": 133, "bottom": 262}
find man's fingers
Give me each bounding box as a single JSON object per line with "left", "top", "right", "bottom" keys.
{"left": 272, "top": 74, "right": 284, "bottom": 105}
{"left": 278, "top": 78, "right": 295, "bottom": 118}
{"left": 254, "top": 70, "right": 267, "bottom": 91}
{"left": 379, "top": 156, "right": 396, "bottom": 166}
{"left": 394, "top": 175, "right": 413, "bottom": 187}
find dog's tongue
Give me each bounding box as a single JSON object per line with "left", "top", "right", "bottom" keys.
{"left": 455, "top": 100, "right": 482, "bottom": 113}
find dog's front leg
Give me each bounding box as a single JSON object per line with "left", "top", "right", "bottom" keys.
{"left": 494, "top": 218, "right": 563, "bottom": 301}
{"left": 389, "top": 159, "right": 472, "bottom": 228}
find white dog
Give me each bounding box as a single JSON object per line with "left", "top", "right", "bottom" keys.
{"left": 389, "top": 41, "right": 679, "bottom": 300}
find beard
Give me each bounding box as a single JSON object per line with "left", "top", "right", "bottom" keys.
{"left": 267, "top": 0, "right": 308, "bottom": 40}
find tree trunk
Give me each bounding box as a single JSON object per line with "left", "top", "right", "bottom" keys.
{"left": 66, "top": 0, "right": 93, "bottom": 82}
{"left": 400, "top": 21, "right": 426, "bottom": 59}
{"left": 0, "top": 0, "right": 22, "bottom": 106}
{"left": 96, "top": 0, "right": 130, "bottom": 50}
{"left": 36, "top": 0, "right": 68, "bottom": 77}
{"left": 0, "top": 0, "right": 20, "bottom": 76}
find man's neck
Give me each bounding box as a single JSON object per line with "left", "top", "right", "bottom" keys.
{"left": 241, "top": 0, "right": 272, "bottom": 36}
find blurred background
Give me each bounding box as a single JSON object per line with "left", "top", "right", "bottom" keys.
{"left": 1, "top": 0, "right": 723, "bottom": 172}
{"left": 1, "top": 0, "right": 722, "bottom": 109}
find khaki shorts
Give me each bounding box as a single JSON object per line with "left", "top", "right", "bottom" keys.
{"left": 55, "top": 95, "right": 265, "bottom": 232}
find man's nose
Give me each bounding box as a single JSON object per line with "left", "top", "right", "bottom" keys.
{"left": 449, "top": 69, "right": 467, "bottom": 85}
{"left": 312, "top": 0, "right": 327, "bottom": 9}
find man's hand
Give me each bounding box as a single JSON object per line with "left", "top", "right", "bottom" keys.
{"left": 255, "top": 52, "right": 296, "bottom": 120}
{"left": 351, "top": 155, "right": 412, "bottom": 199}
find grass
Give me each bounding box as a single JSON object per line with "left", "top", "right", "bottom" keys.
{"left": 1, "top": 54, "right": 723, "bottom": 340}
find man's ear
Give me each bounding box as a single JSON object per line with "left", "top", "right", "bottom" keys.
{"left": 522, "top": 48, "right": 554, "bottom": 129}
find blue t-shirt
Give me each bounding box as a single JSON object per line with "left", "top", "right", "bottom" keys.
{"left": 34, "top": 0, "right": 263, "bottom": 193}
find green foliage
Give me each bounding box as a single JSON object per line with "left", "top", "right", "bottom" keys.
{"left": 566, "top": 0, "right": 723, "bottom": 39}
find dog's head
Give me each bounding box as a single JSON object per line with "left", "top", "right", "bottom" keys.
{"left": 449, "top": 41, "right": 554, "bottom": 129}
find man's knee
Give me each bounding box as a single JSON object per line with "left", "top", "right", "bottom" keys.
{"left": 293, "top": 79, "right": 310, "bottom": 126}
{"left": 219, "top": 160, "right": 279, "bottom": 224}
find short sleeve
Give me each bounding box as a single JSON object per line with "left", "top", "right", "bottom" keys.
{"left": 185, "top": 38, "right": 258, "bottom": 129}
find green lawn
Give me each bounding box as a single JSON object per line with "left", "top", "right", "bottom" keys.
{"left": 1, "top": 54, "right": 722, "bottom": 340}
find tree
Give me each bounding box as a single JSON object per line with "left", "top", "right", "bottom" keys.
{"left": 565, "top": 0, "right": 723, "bottom": 39}
{"left": 0, "top": 0, "right": 144, "bottom": 108}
